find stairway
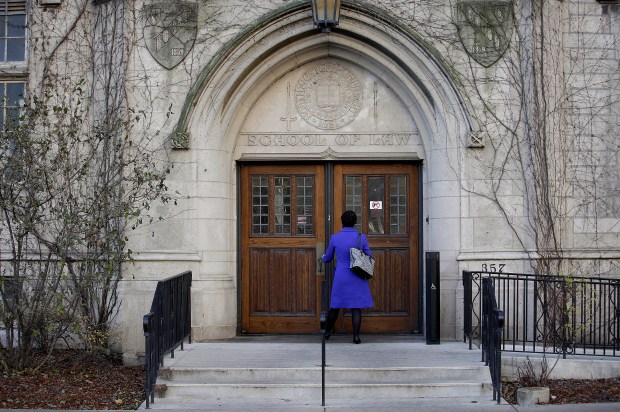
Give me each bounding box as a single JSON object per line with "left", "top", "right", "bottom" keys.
{"left": 147, "top": 336, "right": 495, "bottom": 408}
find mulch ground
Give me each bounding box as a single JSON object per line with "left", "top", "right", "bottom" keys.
{"left": 503, "top": 377, "right": 620, "bottom": 405}
{"left": 0, "top": 350, "right": 145, "bottom": 410}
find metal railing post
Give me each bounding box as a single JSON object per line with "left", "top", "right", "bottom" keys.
{"left": 482, "top": 277, "right": 490, "bottom": 364}
{"left": 463, "top": 270, "right": 473, "bottom": 349}
{"left": 320, "top": 279, "right": 328, "bottom": 407}
{"left": 143, "top": 313, "right": 153, "bottom": 409}
{"left": 493, "top": 308, "right": 504, "bottom": 404}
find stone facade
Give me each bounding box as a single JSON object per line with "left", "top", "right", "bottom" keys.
{"left": 9, "top": 0, "right": 619, "bottom": 362}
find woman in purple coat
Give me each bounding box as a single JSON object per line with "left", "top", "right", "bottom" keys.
{"left": 321, "top": 210, "right": 374, "bottom": 344}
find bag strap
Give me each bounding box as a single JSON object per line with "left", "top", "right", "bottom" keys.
{"left": 357, "top": 233, "right": 362, "bottom": 249}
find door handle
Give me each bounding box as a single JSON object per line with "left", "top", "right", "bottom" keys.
{"left": 316, "top": 242, "right": 325, "bottom": 275}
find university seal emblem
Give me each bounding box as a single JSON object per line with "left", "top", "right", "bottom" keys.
{"left": 143, "top": 2, "right": 197, "bottom": 69}
{"left": 295, "top": 64, "right": 362, "bottom": 130}
{"left": 456, "top": 0, "right": 513, "bottom": 67}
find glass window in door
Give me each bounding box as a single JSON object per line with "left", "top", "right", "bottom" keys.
{"left": 251, "top": 174, "right": 314, "bottom": 236}
{"left": 344, "top": 174, "right": 408, "bottom": 235}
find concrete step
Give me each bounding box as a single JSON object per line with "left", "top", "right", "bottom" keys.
{"left": 154, "top": 365, "right": 492, "bottom": 401}
{"left": 158, "top": 365, "right": 488, "bottom": 384}
{"left": 154, "top": 381, "right": 493, "bottom": 400}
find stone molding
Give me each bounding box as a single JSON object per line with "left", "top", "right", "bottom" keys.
{"left": 238, "top": 147, "right": 422, "bottom": 162}
{"left": 171, "top": 131, "right": 190, "bottom": 149}
{"left": 131, "top": 250, "right": 201, "bottom": 261}
{"left": 457, "top": 250, "right": 620, "bottom": 261}
{"left": 467, "top": 130, "right": 485, "bottom": 148}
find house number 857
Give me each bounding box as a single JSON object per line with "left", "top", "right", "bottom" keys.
{"left": 481, "top": 263, "right": 505, "bottom": 273}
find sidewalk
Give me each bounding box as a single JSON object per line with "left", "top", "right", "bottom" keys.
{"left": 3, "top": 401, "right": 620, "bottom": 412}
{"left": 138, "top": 398, "right": 620, "bottom": 411}
{"left": 0, "top": 399, "right": 620, "bottom": 412}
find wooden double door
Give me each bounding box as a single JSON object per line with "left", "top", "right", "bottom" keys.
{"left": 240, "top": 163, "right": 420, "bottom": 334}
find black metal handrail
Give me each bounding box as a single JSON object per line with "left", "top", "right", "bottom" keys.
{"left": 464, "top": 270, "right": 620, "bottom": 358}
{"left": 482, "top": 277, "right": 504, "bottom": 404}
{"left": 463, "top": 270, "right": 474, "bottom": 350}
{"left": 143, "top": 270, "right": 192, "bottom": 409}
{"left": 320, "top": 279, "right": 328, "bottom": 407}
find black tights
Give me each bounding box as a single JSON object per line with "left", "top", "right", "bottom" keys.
{"left": 326, "top": 308, "right": 362, "bottom": 338}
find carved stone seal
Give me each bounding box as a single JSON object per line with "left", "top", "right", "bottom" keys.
{"left": 295, "top": 64, "right": 362, "bottom": 130}
{"left": 456, "top": 0, "right": 513, "bottom": 68}
{"left": 143, "top": 1, "right": 198, "bottom": 70}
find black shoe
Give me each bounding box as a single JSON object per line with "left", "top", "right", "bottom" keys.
{"left": 353, "top": 336, "right": 361, "bottom": 344}
{"left": 324, "top": 329, "right": 331, "bottom": 340}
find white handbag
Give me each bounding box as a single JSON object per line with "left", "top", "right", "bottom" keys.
{"left": 349, "top": 234, "right": 375, "bottom": 280}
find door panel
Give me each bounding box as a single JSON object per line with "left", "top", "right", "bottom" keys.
{"left": 241, "top": 164, "right": 325, "bottom": 333}
{"left": 249, "top": 249, "right": 316, "bottom": 314}
{"left": 333, "top": 163, "right": 419, "bottom": 333}
{"left": 373, "top": 248, "right": 410, "bottom": 314}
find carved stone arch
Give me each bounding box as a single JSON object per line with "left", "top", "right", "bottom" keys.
{"left": 175, "top": 2, "right": 474, "bottom": 157}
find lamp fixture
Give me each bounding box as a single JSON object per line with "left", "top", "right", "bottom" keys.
{"left": 311, "top": 0, "right": 341, "bottom": 32}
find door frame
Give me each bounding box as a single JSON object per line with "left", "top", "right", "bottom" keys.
{"left": 237, "top": 160, "right": 424, "bottom": 334}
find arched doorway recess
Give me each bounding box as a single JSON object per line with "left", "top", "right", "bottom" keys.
{"left": 175, "top": 2, "right": 472, "bottom": 339}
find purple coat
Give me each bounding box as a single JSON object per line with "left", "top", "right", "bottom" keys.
{"left": 321, "top": 227, "right": 374, "bottom": 309}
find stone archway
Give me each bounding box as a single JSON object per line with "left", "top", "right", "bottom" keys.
{"left": 176, "top": 3, "right": 472, "bottom": 340}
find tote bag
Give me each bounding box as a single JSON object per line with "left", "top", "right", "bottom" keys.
{"left": 349, "top": 234, "right": 375, "bottom": 280}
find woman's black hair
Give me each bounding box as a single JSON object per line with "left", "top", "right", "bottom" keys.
{"left": 341, "top": 210, "right": 357, "bottom": 227}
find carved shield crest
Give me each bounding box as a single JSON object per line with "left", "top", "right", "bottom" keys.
{"left": 143, "top": 2, "right": 197, "bottom": 69}
{"left": 456, "top": 1, "right": 513, "bottom": 67}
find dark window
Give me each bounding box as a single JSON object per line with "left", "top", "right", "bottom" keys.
{"left": 0, "top": 80, "right": 24, "bottom": 181}
{"left": 0, "top": 80, "right": 23, "bottom": 131}
{"left": 0, "top": 276, "right": 18, "bottom": 313}
{"left": 0, "top": 0, "right": 26, "bottom": 62}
